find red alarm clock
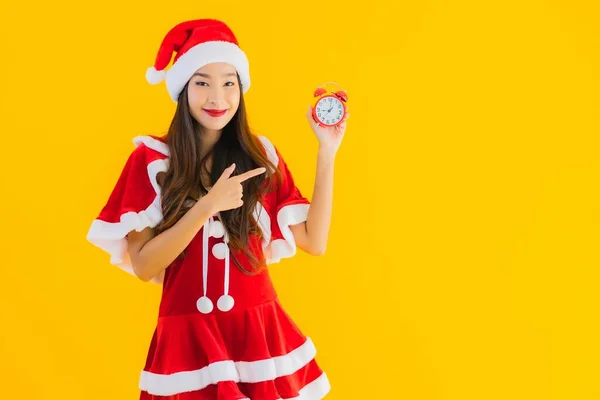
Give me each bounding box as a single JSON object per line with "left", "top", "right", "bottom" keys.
{"left": 312, "top": 82, "right": 348, "bottom": 127}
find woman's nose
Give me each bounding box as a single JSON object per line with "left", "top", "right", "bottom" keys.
{"left": 207, "top": 87, "right": 226, "bottom": 105}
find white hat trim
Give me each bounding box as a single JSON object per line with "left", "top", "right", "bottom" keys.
{"left": 165, "top": 40, "right": 250, "bottom": 102}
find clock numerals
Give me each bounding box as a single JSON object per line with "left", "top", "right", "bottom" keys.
{"left": 315, "top": 96, "right": 346, "bottom": 125}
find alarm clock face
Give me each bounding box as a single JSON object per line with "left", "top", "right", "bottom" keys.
{"left": 315, "top": 96, "right": 345, "bottom": 126}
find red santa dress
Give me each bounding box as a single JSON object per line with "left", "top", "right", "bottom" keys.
{"left": 86, "top": 134, "right": 330, "bottom": 399}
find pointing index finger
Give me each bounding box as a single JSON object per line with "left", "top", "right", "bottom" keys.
{"left": 234, "top": 167, "right": 267, "bottom": 182}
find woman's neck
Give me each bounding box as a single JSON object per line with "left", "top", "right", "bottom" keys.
{"left": 198, "top": 128, "right": 222, "bottom": 159}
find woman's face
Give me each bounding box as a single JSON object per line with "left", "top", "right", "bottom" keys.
{"left": 187, "top": 62, "right": 241, "bottom": 132}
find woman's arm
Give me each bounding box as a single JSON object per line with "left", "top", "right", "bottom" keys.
{"left": 127, "top": 197, "right": 216, "bottom": 282}
{"left": 290, "top": 148, "right": 336, "bottom": 255}
{"left": 290, "top": 106, "right": 348, "bottom": 256}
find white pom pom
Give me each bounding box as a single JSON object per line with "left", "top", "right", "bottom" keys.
{"left": 209, "top": 220, "right": 225, "bottom": 238}
{"left": 146, "top": 66, "right": 166, "bottom": 84}
{"left": 217, "top": 295, "right": 234, "bottom": 312}
{"left": 212, "top": 243, "right": 228, "bottom": 260}
{"left": 196, "top": 296, "right": 213, "bottom": 314}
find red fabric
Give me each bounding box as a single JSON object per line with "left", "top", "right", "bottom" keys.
{"left": 268, "top": 147, "right": 311, "bottom": 246}
{"left": 144, "top": 299, "right": 308, "bottom": 374}
{"left": 273, "top": 148, "right": 310, "bottom": 211}
{"left": 95, "top": 142, "right": 165, "bottom": 224}
{"left": 158, "top": 227, "right": 278, "bottom": 317}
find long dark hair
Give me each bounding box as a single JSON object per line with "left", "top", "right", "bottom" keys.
{"left": 154, "top": 76, "right": 282, "bottom": 274}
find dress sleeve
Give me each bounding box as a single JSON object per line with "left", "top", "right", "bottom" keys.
{"left": 259, "top": 138, "right": 311, "bottom": 264}
{"left": 86, "top": 144, "right": 167, "bottom": 283}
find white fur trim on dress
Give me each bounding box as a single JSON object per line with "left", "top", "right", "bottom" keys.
{"left": 138, "top": 338, "right": 327, "bottom": 397}
{"left": 86, "top": 159, "right": 168, "bottom": 284}
{"left": 267, "top": 203, "right": 310, "bottom": 264}
{"left": 165, "top": 40, "right": 250, "bottom": 102}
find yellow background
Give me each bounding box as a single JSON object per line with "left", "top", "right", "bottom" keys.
{"left": 1, "top": 0, "right": 600, "bottom": 398}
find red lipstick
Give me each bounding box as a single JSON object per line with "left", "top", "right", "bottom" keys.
{"left": 203, "top": 109, "right": 228, "bottom": 117}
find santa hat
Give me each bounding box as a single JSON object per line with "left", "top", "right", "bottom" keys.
{"left": 145, "top": 19, "right": 250, "bottom": 102}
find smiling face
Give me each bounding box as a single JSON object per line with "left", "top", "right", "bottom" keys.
{"left": 187, "top": 62, "right": 241, "bottom": 132}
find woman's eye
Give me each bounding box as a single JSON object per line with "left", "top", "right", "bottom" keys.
{"left": 195, "top": 81, "right": 208, "bottom": 86}
{"left": 225, "top": 82, "right": 235, "bottom": 86}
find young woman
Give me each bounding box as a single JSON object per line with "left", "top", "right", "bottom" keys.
{"left": 87, "top": 19, "right": 347, "bottom": 399}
